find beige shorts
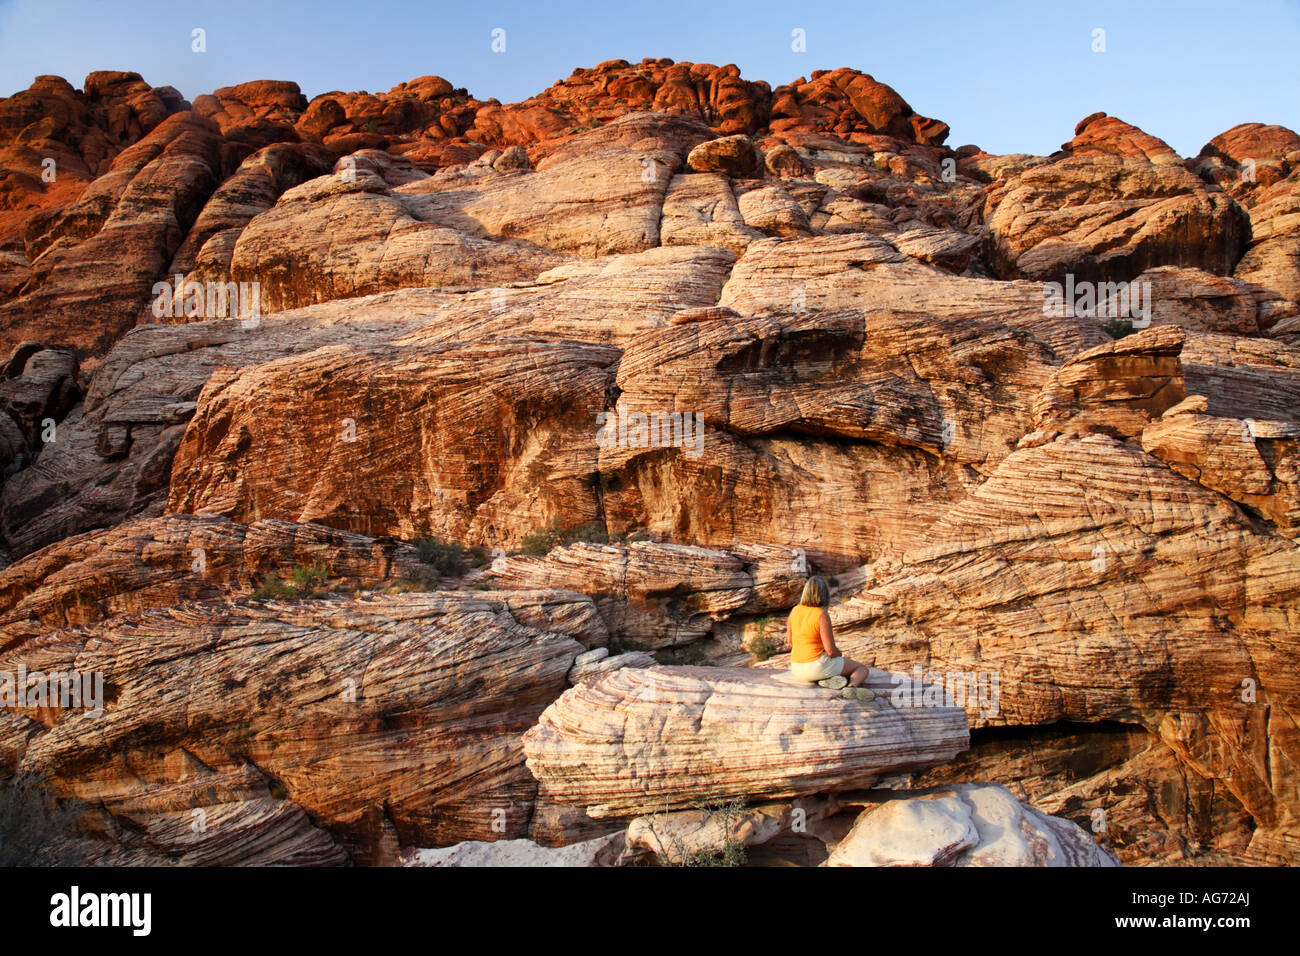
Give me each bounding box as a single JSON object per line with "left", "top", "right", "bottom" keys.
{"left": 790, "top": 654, "right": 844, "bottom": 683}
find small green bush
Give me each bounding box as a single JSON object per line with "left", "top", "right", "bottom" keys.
{"left": 607, "top": 636, "right": 649, "bottom": 656}
{"left": 748, "top": 618, "right": 785, "bottom": 662}
{"left": 665, "top": 795, "right": 749, "bottom": 867}
{"left": 291, "top": 556, "right": 330, "bottom": 593}
{"left": 415, "top": 537, "right": 469, "bottom": 576}
{"left": 252, "top": 556, "right": 330, "bottom": 600}
{"left": 394, "top": 566, "right": 439, "bottom": 592}
{"left": 253, "top": 573, "right": 296, "bottom": 600}
{"left": 1100, "top": 317, "right": 1137, "bottom": 339}
{"left": 519, "top": 520, "right": 609, "bottom": 556}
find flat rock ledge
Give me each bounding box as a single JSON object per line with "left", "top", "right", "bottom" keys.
{"left": 522, "top": 666, "right": 969, "bottom": 818}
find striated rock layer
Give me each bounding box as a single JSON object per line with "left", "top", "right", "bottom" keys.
{"left": 523, "top": 666, "right": 969, "bottom": 817}
{"left": 2, "top": 56, "right": 1298, "bottom": 868}
{"left": 2, "top": 592, "right": 583, "bottom": 864}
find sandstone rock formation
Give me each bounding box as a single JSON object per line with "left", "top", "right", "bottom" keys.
{"left": 522, "top": 666, "right": 969, "bottom": 817}
{"left": 483, "top": 541, "right": 804, "bottom": 649}
{"left": 823, "top": 783, "right": 1119, "bottom": 867}
{"left": 980, "top": 114, "right": 1250, "bottom": 283}
{"left": 687, "top": 134, "right": 764, "bottom": 178}
{"left": 822, "top": 433, "right": 1300, "bottom": 863}
{"left": 2, "top": 592, "right": 584, "bottom": 864}
{"left": 0, "top": 513, "right": 425, "bottom": 637}
{"left": 1, "top": 57, "right": 1297, "bottom": 869}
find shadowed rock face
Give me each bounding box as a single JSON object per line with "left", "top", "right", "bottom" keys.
{"left": 1, "top": 59, "right": 1297, "bottom": 867}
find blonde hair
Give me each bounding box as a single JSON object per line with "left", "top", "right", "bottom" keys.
{"left": 799, "top": 576, "right": 829, "bottom": 608}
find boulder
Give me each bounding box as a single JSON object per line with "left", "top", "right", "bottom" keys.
{"left": 824, "top": 784, "right": 1120, "bottom": 866}
{"left": 686, "top": 135, "right": 763, "bottom": 178}
{"left": 1031, "top": 325, "right": 1187, "bottom": 438}
{"left": 522, "top": 666, "right": 969, "bottom": 817}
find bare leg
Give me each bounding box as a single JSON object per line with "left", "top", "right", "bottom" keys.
{"left": 840, "top": 658, "right": 871, "bottom": 687}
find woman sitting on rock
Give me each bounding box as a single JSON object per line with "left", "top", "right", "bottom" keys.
{"left": 787, "top": 576, "right": 874, "bottom": 700}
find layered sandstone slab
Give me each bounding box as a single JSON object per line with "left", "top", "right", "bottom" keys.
{"left": 1141, "top": 398, "right": 1300, "bottom": 537}
{"left": 397, "top": 113, "right": 711, "bottom": 257}
{"left": 1, "top": 112, "right": 223, "bottom": 358}
{"left": 1031, "top": 325, "right": 1187, "bottom": 438}
{"left": 228, "top": 167, "right": 566, "bottom": 312}
{"left": 165, "top": 338, "right": 619, "bottom": 545}
{"left": 484, "top": 541, "right": 803, "bottom": 649}
{"left": 0, "top": 513, "right": 425, "bottom": 635}
{"left": 408, "top": 245, "right": 736, "bottom": 347}
{"left": 615, "top": 306, "right": 1055, "bottom": 464}
{"left": 718, "top": 233, "right": 1109, "bottom": 359}
{"left": 522, "top": 666, "right": 969, "bottom": 817}
{"left": 0, "top": 308, "right": 417, "bottom": 558}
{"left": 594, "top": 302, "right": 1056, "bottom": 567}
{"left": 1234, "top": 172, "right": 1300, "bottom": 322}
{"left": 2, "top": 592, "right": 584, "bottom": 863}
{"left": 0, "top": 72, "right": 188, "bottom": 315}
{"left": 155, "top": 140, "right": 333, "bottom": 291}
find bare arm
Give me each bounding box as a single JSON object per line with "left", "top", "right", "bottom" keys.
{"left": 819, "top": 610, "right": 838, "bottom": 657}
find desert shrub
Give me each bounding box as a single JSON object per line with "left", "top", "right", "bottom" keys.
{"left": 415, "top": 537, "right": 470, "bottom": 576}
{"left": 393, "top": 565, "right": 439, "bottom": 592}
{"left": 664, "top": 795, "right": 749, "bottom": 867}
{"left": 253, "top": 572, "right": 295, "bottom": 600}
{"left": 607, "top": 636, "right": 649, "bottom": 656}
{"left": 520, "top": 521, "right": 609, "bottom": 556}
{"left": 252, "top": 556, "right": 331, "bottom": 600}
{"left": 748, "top": 617, "right": 785, "bottom": 662}
{"left": 291, "top": 556, "right": 330, "bottom": 593}
{"left": 1100, "top": 317, "right": 1137, "bottom": 339}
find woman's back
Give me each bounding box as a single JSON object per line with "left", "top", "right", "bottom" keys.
{"left": 789, "top": 604, "right": 826, "bottom": 663}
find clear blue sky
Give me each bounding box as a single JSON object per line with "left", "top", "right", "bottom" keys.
{"left": 2, "top": 0, "right": 1298, "bottom": 157}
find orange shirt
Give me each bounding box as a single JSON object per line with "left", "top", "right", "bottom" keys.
{"left": 789, "top": 604, "right": 829, "bottom": 663}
